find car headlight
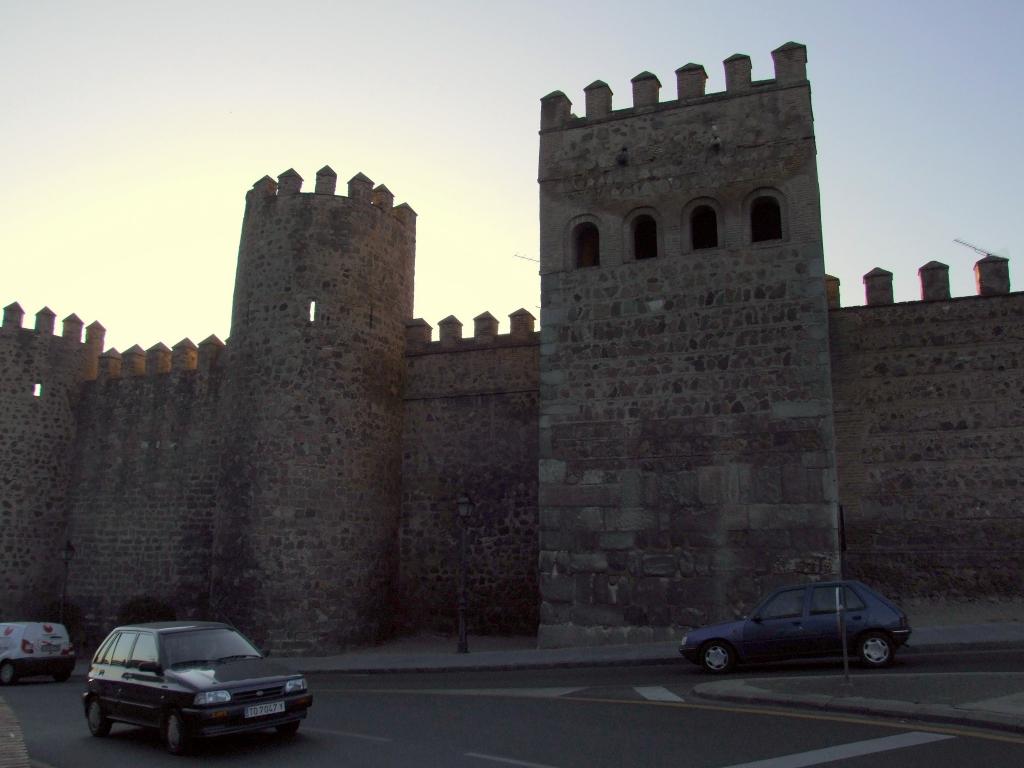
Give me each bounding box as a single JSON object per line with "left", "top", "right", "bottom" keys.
{"left": 194, "top": 690, "right": 232, "bottom": 705}
{"left": 285, "top": 677, "right": 307, "bottom": 694}
{"left": 680, "top": 634, "right": 689, "bottom": 648}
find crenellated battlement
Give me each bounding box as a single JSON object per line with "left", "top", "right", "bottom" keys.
{"left": 540, "top": 42, "right": 807, "bottom": 130}
{"left": 244, "top": 166, "right": 417, "bottom": 227}
{"left": 825, "top": 255, "right": 1014, "bottom": 309}
{"left": 96, "top": 335, "right": 226, "bottom": 380}
{"left": 1, "top": 303, "right": 105, "bottom": 345}
{"left": 405, "top": 309, "right": 538, "bottom": 353}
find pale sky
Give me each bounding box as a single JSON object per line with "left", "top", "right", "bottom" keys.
{"left": 2, "top": 0, "right": 1020, "bottom": 352}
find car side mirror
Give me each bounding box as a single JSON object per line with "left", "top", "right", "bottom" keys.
{"left": 138, "top": 661, "right": 162, "bottom": 675}
{"left": 751, "top": 615, "right": 763, "bottom": 624}
{"left": 262, "top": 649, "right": 272, "bottom": 658}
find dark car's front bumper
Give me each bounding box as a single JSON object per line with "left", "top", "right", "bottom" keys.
{"left": 679, "top": 646, "right": 700, "bottom": 664}
{"left": 891, "top": 628, "right": 911, "bottom": 647}
{"left": 183, "top": 694, "right": 313, "bottom": 738}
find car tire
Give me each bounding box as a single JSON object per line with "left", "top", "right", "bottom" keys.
{"left": 0, "top": 661, "right": 16, "bottom": 686}
{"left": 163, "top": 710, "right": 191, "bottom": 756}
{"left": 858, "top": 631, "right": 894, "bottom": 668}
{"left": 276, "top": 721, "right": 300, "bottom": 737}
{"left": 699, "top": 640, "right": 736, "bottom": 674}
{"left": 86, "top": 698, "right": 112, "bottom": 737}
{"left": 53, "top": 670, "right": 71, "bottom": 683}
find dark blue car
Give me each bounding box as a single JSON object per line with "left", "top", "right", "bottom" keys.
{"left": 679, "top": 580, "right": 911, "bottom": 673}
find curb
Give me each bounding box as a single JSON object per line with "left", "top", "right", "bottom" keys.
{"left": 692, "top": 679, "right": 1024, "bottom": 736}
{"left": 902, "top": 640, "right": 1024, "bottom": 654}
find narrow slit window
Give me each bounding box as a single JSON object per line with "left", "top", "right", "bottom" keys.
{"left": 751, "top": 196, "right": 783, "bottom": 242}
{"left": 33, "top": 382, "right": 42, "bottom": 398}
{"left": 633, "top": 215, "right": 658, "bottom": 260}
{"left": 308, "top": 300, "right": 317, "bottom": 323}
{"left": 691, "top": 206, "right": 718, "bottom": 250}
{"left": 574, "top": 223, "right": 600, "bottom": 268}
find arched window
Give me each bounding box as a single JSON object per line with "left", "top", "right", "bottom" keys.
{"left": 632, "top": 215, "right": 658, "bottom": 260}
{"left": 691, "top": 206, "right": 718, "bottom": 249}
{"left": 574, "top": 222, "right": 600, "bottom": 268}
{"left": 751, "top": 196, "right": 782, "bottom": 242}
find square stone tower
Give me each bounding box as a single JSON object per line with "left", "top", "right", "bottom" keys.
{"left": 536, "top": 43, "right": 840, "bottom": 647}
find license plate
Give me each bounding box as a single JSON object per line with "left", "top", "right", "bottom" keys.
{"left": 244, "top": 701, "right": 285, "bottom": 719}
{"left": 40, "top": 641, "right": 60, "bottom": 655}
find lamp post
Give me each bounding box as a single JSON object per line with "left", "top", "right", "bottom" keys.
{"left": 59, "top": 540, "right": 76, "bottom": 625}
{"left": 456, "top": 494, "right": 474, "bottom": 654}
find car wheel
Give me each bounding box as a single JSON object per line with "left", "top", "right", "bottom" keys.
{"left": 163, "top": 710, "right": 191, "bottom": 755}
{"left": 276, "top": 721, "right": 300, "bottom": 737}
{"left": 699, "top": 640, "right": 736, "bottom": 674}
{"left": 0, "top": 661, "right": 16, "bottom": 686}
{"left": 858, "top": 631, "right": 894, "bottom": 668}
{"left": 86, "top": 698, "right": 112, "bottom": 737}
{"left": 53, "top": 670, "right": 71, "bottom": 683}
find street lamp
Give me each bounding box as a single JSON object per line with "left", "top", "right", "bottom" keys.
{"left": 59, "top": 540, "right": 76, "bottom": 625}
{"left": 456, "top": 494, "right": 474, "bottom": 654}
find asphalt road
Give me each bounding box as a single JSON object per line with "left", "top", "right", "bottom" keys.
{"left": 4, "top": 650, "right": 1024, "bottom": 767}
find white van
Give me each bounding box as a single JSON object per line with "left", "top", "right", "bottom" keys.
{"left": 0, "top": 622, "right": 76, "bottom": 684}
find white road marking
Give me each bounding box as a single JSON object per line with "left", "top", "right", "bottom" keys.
{"left": 717, "top": 731, "right": 955, "bottom": 768}
{"left": 465, "top": 751, "right": 561, "bottom": 768}
{"left": 635, "top": 686, "right": 685, "bottom": 703}
{"left": 302, "top": 726, "right": 393, "bottom": 742}
{"left": 422, "top": 687, "right": 584, "bottom": 698}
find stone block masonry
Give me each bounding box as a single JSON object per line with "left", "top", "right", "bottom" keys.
{"left": 400, "top": 316, "right": 540, "bottom": 635}
{"left": 536, "top": 44, "right": 839, "bottom": 647}
{"left": 0, "top": 309, "right": 102, "bottom": 620}
{"left": 830, "top": 285, "right": 1024, "bottom": 603}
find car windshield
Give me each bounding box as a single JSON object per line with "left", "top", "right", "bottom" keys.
{"left": 162, "top": 628, "right": 261, "bottom": 667}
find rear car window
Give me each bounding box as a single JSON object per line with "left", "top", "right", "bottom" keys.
{"left": 129, "top": 633, "right": 159, "bottom": 666}
{"left": 810, "top": 586, "right": 867, "bottom": 614}
{"left": 109, "top": 632, "right": 138, "bottom": 665}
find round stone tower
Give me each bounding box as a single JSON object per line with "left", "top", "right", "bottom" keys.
{"left": 214, "top": 166, "right": 416, "bottom": 654}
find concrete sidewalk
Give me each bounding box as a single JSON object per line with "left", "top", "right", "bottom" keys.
{"left": 271, "top": 621, "right": 1024, "bottom": 675}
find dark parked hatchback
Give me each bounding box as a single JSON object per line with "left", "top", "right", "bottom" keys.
{"left": 679, "top": 580, "right": 911, "bottom": 673}
{"left": 83, "top": 621, "right": 312, "bottom": 755}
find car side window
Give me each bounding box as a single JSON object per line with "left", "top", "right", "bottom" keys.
{"left": 810, "top": 586, "right": 867, "bottom": 614}
{"left": 843, "top": 587, "right": 867, "bottom": 611}
{"left": 94, "top": 633, "right": 119, "bottom": 664}
{"left": 129, "top": 633, "right": 159, "bottom": 667}
{"left": 108, "top": 631, "right": 138, "bottom": 666}
{"left": 758, "top": 588, "right": 805, "bottom": 620}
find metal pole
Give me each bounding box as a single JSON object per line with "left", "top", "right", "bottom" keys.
{"left": 457, "top": 520, "right": 468, "bottom": 654}
{"left": 60, "top": 559, "right": 69, "bottom": 625}
{"left": 837, "top": 585, "right": 851, "bottom": 686}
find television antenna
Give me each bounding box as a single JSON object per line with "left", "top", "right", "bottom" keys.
{"left": 953, "top": 238, "right": 1001, "bottom": 259}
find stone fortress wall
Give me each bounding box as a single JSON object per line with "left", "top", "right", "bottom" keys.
{"left": 829, "top": 257, "right": 1024, "bottom": 601}
{"left": 0, "top": 41, "right": 1020, "bottom": 653}
{"left": 400, "top": 312, "right": 540, "bottom": 635}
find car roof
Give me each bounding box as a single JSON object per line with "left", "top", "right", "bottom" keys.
{"left": 110, "top": 621, "right": 233, "bottom": 634}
